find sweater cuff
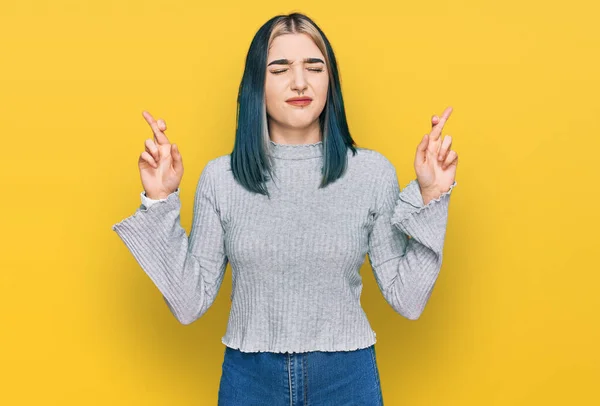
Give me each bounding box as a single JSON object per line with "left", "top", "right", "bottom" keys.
{"left": 397, "top": 179, "right": 425, "bottom": 208}
{"left": 141, "top": 188, "right": 180, "bottom": 210}
{"left": 396, "top": 179, "right": 457, "bottom": 210}
{"left": 391, "top": 180, "right": 457, "bottom": 253}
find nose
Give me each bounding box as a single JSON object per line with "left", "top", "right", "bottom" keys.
{"left": 290, "top": 66, "right": 308, "bottom": 94}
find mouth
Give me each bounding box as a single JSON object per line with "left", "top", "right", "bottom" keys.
{"left": 286, "top": 98, "right": 312, "bottom": 107}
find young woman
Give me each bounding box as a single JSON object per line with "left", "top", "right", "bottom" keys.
{"left": 112, "top": 12, "right": 458, "bottom": 406}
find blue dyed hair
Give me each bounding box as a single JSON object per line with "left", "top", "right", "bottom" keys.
{"left": 230, "top": 12, "right": 358, "bottom": 197}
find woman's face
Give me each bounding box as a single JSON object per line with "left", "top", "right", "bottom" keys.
{"left": 265, "top": 33, "right": 329, "bottom": 131}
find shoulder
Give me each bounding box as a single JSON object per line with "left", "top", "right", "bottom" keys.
{"left": 201, "top": 154, "right": 232, "bottom": 179}
{"left": 348, "top": 146, "right": 397, "bottom": 177}
{"left": 350, "top": 147, "right": 402, "bottom": 208}
{"left": 192, "top": 154, "right": 232, "bottom": 195}
{"left": 193, "top": 155, "right": 233, "bottom": 205}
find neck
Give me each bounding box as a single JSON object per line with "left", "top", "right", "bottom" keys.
{"left": 267, "top": 139, "right": 323, "bottom": 160}
{"left": 267, "top": 118, "right": 322, "bottom": 145}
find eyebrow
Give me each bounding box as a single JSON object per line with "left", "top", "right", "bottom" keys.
{"left": 267, "top": 57, "right": 325, "bottom": 66}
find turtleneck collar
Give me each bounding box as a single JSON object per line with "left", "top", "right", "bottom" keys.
{"left": 267, "top": 139, "right": 323, "bottom": 160}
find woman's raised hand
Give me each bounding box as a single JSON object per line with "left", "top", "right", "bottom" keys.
{"left": 138, "top": 111, "right": 184, "bottom": 199}
{"left": 413, "top": 106, "right": 458, "bottom": 202}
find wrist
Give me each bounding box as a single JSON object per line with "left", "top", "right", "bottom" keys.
{"left": 420, "top": 186, "right": 442, "bottom": 205}
{"left": 145, "top": 191, "right": 171, "bottom": 200}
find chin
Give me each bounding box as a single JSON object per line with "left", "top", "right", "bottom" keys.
{"left": 286, "top": 118, "right": 318, "bottom": 128}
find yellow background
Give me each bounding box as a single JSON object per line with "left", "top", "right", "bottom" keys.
{"left": 1, "top": 0, "right": 598, "bottom": 404}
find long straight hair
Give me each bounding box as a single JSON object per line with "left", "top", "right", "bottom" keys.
{"left": 230, "top": 12, "right": 358, "bottom": 197}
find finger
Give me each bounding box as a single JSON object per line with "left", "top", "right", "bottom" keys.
{"left": 145, "top": 138, "right": 160, "bottom": 162}
{"left": 142, "top": 111, "right": 170, "bottom": 145}
{"left": 437, "top": 135, "right": 452, "bottom": 161}
{"left": 139, "top": 151, "right": 158, "bottom": 168}
{"left": 442, "top": 150, "right": 458, "bottom": 170}
{"left": 431, "top": 115, "right": 439, "bottom": 129}
{"left": 429, "top": 106, "right": 453, "bottom": 141}
{"left": 157, "top": 119, "right": 167, "bottom": 132}
{"left": 415, "top": 134, "right": 428, "bottom": 165}
{"left": 171, "top": 143, "right": 184, "bottom": 174}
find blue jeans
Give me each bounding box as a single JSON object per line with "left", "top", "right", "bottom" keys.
{"left": 217, "top": 344, "right": 384, "bottom": 405}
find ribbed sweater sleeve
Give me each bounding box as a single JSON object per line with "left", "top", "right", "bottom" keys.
{"left": 367, "top": 163, "right": 457, "bottom": 320}
{"left": 111, "top": 160, "right": 228, "bottom": 325}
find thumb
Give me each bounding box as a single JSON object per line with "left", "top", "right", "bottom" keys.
{"left": 171, "top": 143, "right": 183, "bottom": 174}
{"left": 415, "top": 134, "right": 428, "bottom": 164}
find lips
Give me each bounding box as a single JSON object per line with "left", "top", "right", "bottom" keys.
{"left": 286, "top": 98, "right": 312, "bottom": 107}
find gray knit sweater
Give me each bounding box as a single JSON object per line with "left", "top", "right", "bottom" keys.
{"left": 111, "top": 140, "right": 457, "bottom": 353}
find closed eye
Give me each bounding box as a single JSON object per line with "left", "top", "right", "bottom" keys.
{"left": 270, "top": 68, "right": 324, "bottom": 75}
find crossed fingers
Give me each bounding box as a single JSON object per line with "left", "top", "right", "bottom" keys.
{"left": 430, "top": 107, "right": 453, "bottom": 162}
{"left": 142, "top": 110, "right": 170, "bottom": 145}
